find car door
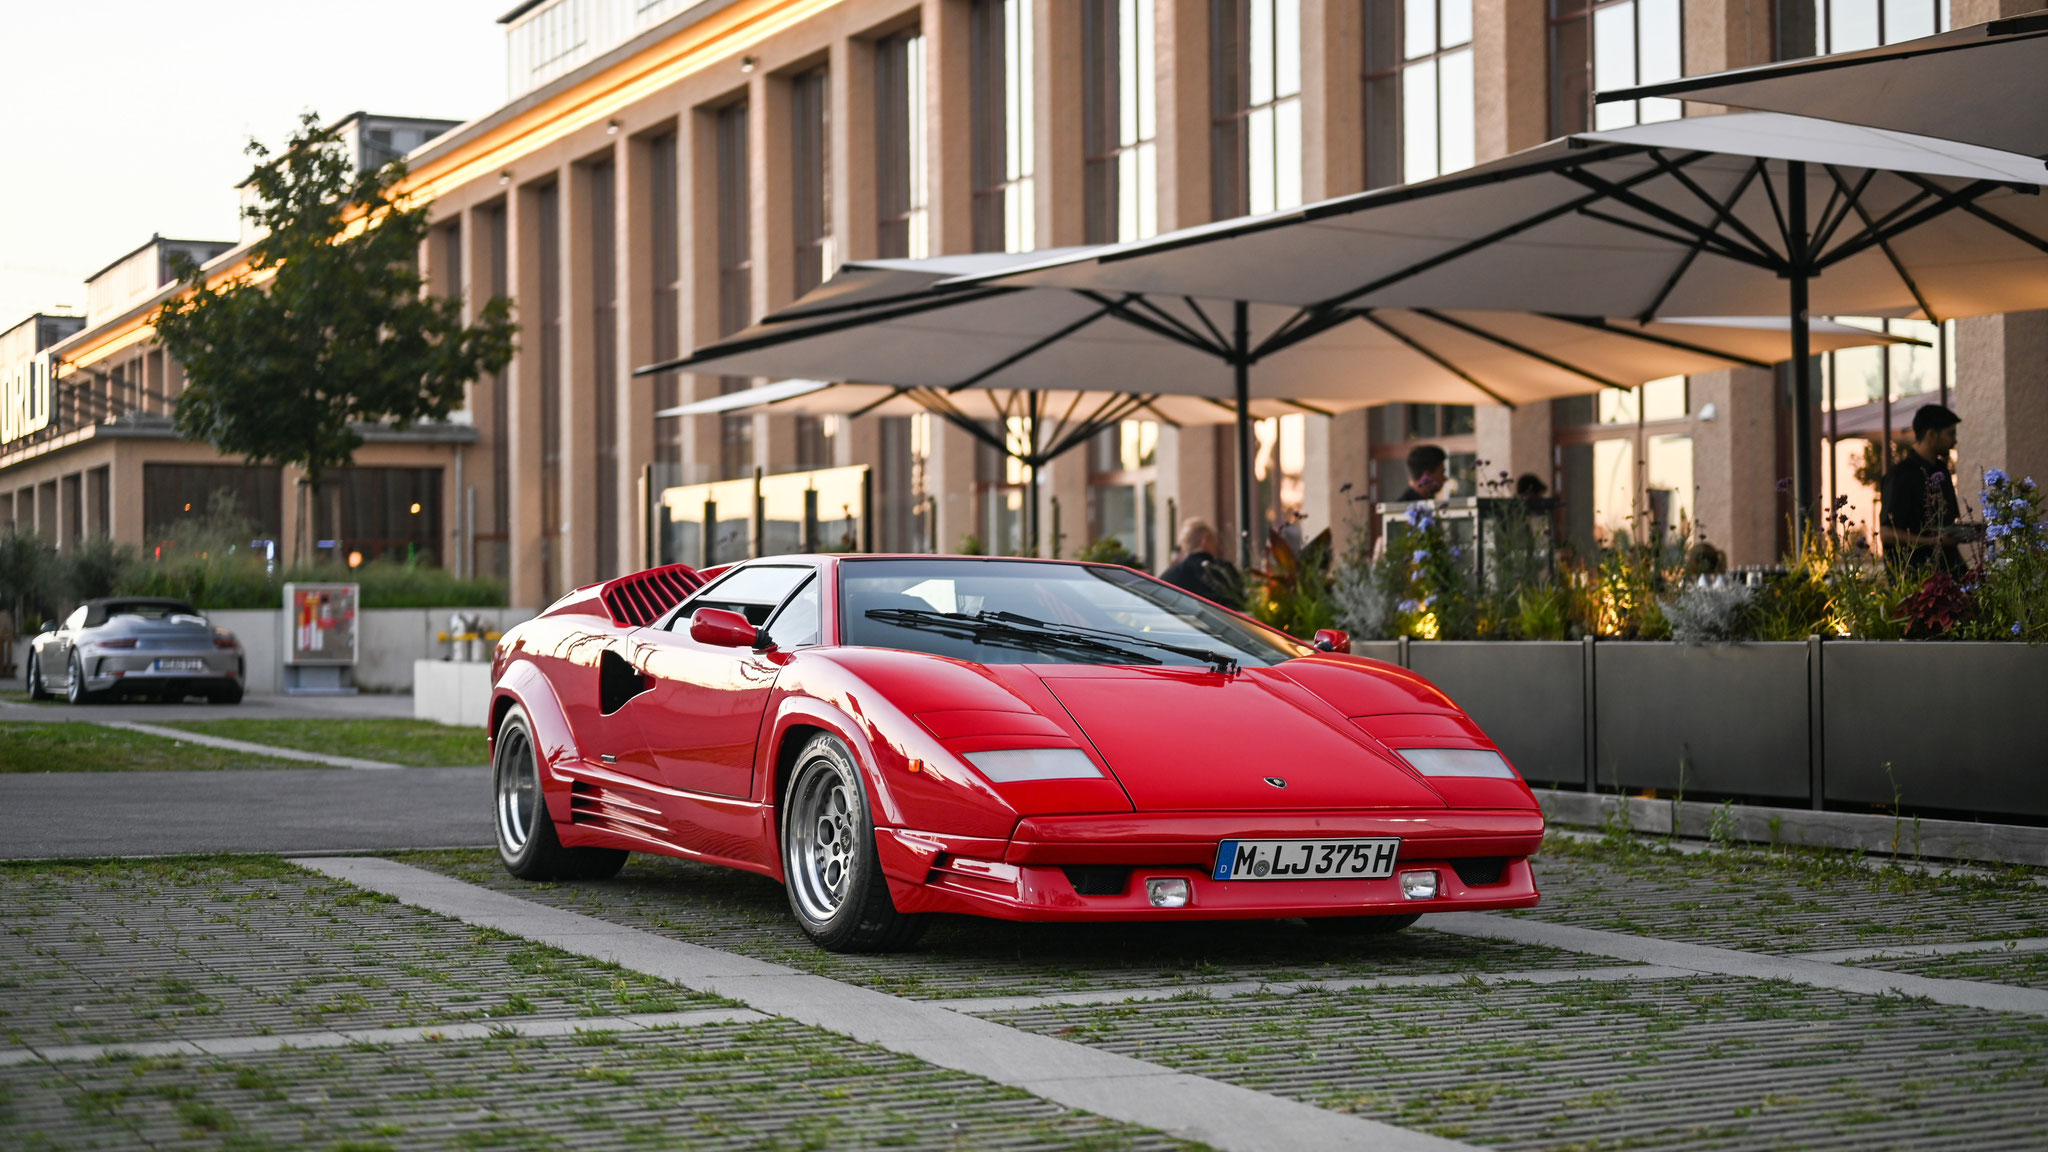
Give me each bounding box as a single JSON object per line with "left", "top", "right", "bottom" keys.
{"left": 616, "top": 565, "right": 818, "bottom": 799}
{"left": 51, "top": 606, "right": 87, "bottom": 686}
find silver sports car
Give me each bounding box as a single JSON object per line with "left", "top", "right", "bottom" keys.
{"left": 27, "top": 598, "right": 245, "bottom": 705}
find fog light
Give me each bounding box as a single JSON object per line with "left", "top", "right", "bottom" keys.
{"left": 1399, "top": 870, "right": 1440, "bottom": 900}
{"left": 1146, "top": 878, "right": 1190, "bottom": 908}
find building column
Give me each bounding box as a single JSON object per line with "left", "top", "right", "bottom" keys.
{"left": 506, "top": 179, "right": 552, "bottom": 607}
{"left": 1690, "top": 367, "right": 1779, "bottom": 567}
{"left": 683, "top": 102, "right": 727, "bottom": 486}
{"left": 1954, "top": 312, "right": 2048, "bottom": 494}
{"left": 1297, "top": 0, "right": 1366, "bottom": 546}
{"left": 923, "top": 0, "right": 974, "bottom": 255}
{"left": 615, "top": 134, "right": 655, "bottom": 572}
{"left": 560, "top": 161, "right": 601, "bottom": 587}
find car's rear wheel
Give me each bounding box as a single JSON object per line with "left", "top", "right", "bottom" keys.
{"left": 781, "top": 732, "right": 926, "bottom": 952}
{"left": 493, "top": 706, "right": 627, "bottom": 881}
{"left": 1304, "top": 912, "right": 1422, "bottom": 936}
{"left": 65, "top": 652, "right": 101, "bottom": 706}
{"left": 25, "top": 653, "right": 51, "bottom": 701}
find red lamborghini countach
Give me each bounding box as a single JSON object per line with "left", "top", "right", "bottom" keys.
{"left": 489, "top": 556, "right": 1542, "bottom": 951}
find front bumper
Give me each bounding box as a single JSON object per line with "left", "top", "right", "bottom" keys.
{"left": 876, "top": 809, "right": 1545, "bottom": 921}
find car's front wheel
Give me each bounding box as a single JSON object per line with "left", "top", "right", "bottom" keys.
{"left": 493, "top": 706, "right": 627, "bottom": 881}
{"left": 781, "top": 732, "right": 926, "bottom": 953}
{"left": 25, "top": 652, "right": 51, "bottom": 701}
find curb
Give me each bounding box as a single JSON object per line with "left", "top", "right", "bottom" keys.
{"left": 1535, "top": 788, "right": 2048, "bottom": 869}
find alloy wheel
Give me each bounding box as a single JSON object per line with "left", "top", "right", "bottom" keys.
{"left": 495, "top": 723, "right": 540, "bottom": 856}
{"left": 785, "top": 759, "right": 856, "bottom": 923}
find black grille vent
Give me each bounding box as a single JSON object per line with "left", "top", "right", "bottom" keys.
{"left": 1062, "top": 866, "right": 1131, "bottom": 896}
{"left": 600, "top": 564, "right": 706, "bottom": 627}
{"left": 1451, "top": 858, "right": 1508, "bottom": 887}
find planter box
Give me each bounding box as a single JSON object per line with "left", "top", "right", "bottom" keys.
{"left": 1593, "top": 641, "right": 1811, "bottom": 801}
{"left": 1823, "top": 641, "right": 2048, "bottom": 819}
{"left": 1406, "top": 641, "right": 1586, "bottom": 788}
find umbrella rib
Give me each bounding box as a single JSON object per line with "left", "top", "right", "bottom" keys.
{"left": 1415, "top": 309, "right": 1632, "bottom": 393}
{"left": 1358, "top": 311, "right": 1517, "bottom": 408}
{"left": 1811, "top": 167, "right": 1878, "bottom": 255}
{"left": 1649, "top": 150, "right": 1784, "bottom": 262}
{"left": 632, "top": 286, "right": 1013, "bottom": 376}
{"left": 1816, "top": 178, "right": 2007, "bottom": 268}
{"left": 1575, "top": 205, "right": 1778, "bottom": 268}
{"left": 1825, "top": 167, "right": 1940, "bottom": 323}
{"left": 1308, "top": 150, "right": 1710, "bottom": 313}
{"left": 1637, "top": 160, "right": 1767, "bottom": 320}
{"left": 1079, "top": 290, "right": 1228, "bottom": 357}
{"left": 1253, "top": 307, "right": 1358, "bottom": 360}
{"left": 1561, "top": 170, "right": 1781, "bottom": 267}
{"left": 1888, "top": 172, "right": 2048, "bottom": 257}
{"left": 1133, "top": 397, "right": 1185, "bottom": 428}
{"left": 1756, "top": 162, "right": 1793, "bottom": 256}
{"left": 943, "top": 305, "right": 1115, "bottom": 393}
{"left": 847, "top": 387, "right": 911, "bottom": 418}
{"left": 909, "top": 390, "right": 1012, "bottom": 456}
{"left": 1540, "top": 314, "right": 1772, "bottom": 369}
{"left": 1179, "top": 296, "right": 1235, "bottom": 355}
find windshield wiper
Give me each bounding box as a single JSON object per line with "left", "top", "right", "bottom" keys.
{"left": 864, "top": 608, "right": 1166, "bottom": 665}
{"left": 983, "top": 611, "right": 1240, "bottom": 674}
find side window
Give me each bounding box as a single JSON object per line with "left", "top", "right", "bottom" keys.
{"left": 764, "top": 577, "right": 821, "bottom": 648}
{"left": 65, "top": 607, "right": 88, "bottom": 631}
{"left": 671, "top": 565, "right": 815, "bottom": 629}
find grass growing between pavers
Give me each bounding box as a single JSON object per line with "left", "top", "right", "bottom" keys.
{"left": 159, "top": 718, "right": 489, "bottom": 767}
{"left": 1855, "top": 948, "right": 2048, "bottom": 992}
{"left": 0, "top": 856, "right": 722, "bottom": 1050}
{"left": 978, "top": 975, "right": 2048, "bottom": 1150}
{"left": 401, "top": 849, "right": 1619, "bottom": 1002}
{"left": 1515, "top": 833, "right": 2048, "bottom": 954}
{"left": 0, "top": 722, "right": 324, "bottom": 773}
{"left": 1, "top": 1018, "right": 1203, "bottom": 1152}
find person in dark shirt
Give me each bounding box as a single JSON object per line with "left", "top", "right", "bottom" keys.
{"left": 1159, "top": 519, "right": 1243, "bottom": 609}
{"left": 1399, "top": 444, "right": 1448, "bottom": 502}
{"left": 1880, "top": 404, "right": 1968, "bottom": 575}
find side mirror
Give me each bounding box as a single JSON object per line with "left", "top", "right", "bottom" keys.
{"left": 689, "top": 607, "right": 759, "bottom": 649}
{"left": 39, "top": 621, "right": 55, "bottom": 634}
{"left": 1312, "top": 628, "right": 1351, "bottom": 654}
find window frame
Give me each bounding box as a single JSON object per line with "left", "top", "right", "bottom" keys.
{"left": 1363, "top": 0, "right": 1476, "bottom": 189}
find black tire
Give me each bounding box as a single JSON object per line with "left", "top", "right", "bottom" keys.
{"left": 208, "top": 682, "right": 244, "bottom": 705}
{"left": 780, "top": 732, "right": 926, "bottom": 952}
{"left": 65, "top": 652, "right": 101, "bottom": 706}
{"left": 493, "top": 706, "right": 627, "bottom": 881}
{"left": 1304, "top": 912, "right": 1422, "bottom": 936}
{"left": 25, "top": 652, "right": 51, "bottom": 701}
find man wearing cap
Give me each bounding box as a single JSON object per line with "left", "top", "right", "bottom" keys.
{"left": 1879, "top": 404, "right": 1970, "bottom": 575}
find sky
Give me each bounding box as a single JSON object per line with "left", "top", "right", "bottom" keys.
{"left": 0, "top": 0, "right": 512, "bottom": 326}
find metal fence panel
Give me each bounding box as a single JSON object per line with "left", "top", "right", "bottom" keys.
{"left": 1408, "top": 642, "right": 1586, "bottom": 787}
{"left": 1594, "top": 642, "right": 1811, "bottom": 800}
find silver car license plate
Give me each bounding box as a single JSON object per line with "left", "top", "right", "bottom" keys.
{"left": 1211, "top": 838, "right": 1401, "bottom": 881}
{"left": 154, "top": 658, "right": 207, "bottom": 672}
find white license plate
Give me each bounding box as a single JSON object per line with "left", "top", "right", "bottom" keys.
{"left": 1211, "top": 838, "right": 1401, "bottom": 881}
{"left": 154, "top": 659, "right": 207, "bottom": 672}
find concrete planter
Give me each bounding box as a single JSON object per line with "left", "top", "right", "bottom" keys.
{"left": 414, "top": 659, "right": 495, "bottom": 728}
{"left": 1376, "top": 638, "right": 2046, "bottom": 819}
{"left": 1822, "top": 641, "right": 2048, "bottom": 819}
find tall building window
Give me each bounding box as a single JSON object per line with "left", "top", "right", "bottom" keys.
{"left": 1083, "top": 0, "right": 1158, "bottom": 243}
{"left": 971, "top": 0, "right": 1036, "bottom": 253}
{"left": 876, "top": 29, "right": 928, "bottom": 259}
{"left": 482, "top": 202, "right": 510, "bottom": 579}
{"left": 1775, "top": 0, "right": 1949, "bottom": 59}
{"left": 588, "top": 157, "right": 619, "bottom": 576}
{"left": 1363, "top": 0, "right": 1474, "bottom": 188}
{"left": 535, "top": 180, "right": 563, "bottom": 600}
{"left": 716, "top": 100, "right": 755, "bottom": 482}
{"left": 1212, "top": 0, "right": 1302, "bottom": 219}
{"left": 647, "top": 132, "right": 683, "bottom": 488}
{"left": 1819, "top": 317, "right": 1953, "bottom": 555}
{"left": 1550, "top": 0, "right": 1682, "bottom": 136}
{"left": 1554, "top": 378, "right": 1691, "bottom": 555}
{"left": 791, "top": 66, "right": 833, "bottom": 294}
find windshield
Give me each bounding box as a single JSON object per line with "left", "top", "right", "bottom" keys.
{"left": 838, "top": 559, "right": 1307, "bottom": 668}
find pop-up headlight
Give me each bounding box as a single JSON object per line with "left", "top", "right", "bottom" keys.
{"left": 1397, "top": 748, "right": 1517, "bottom": 779}
{"left": 962, "top": 748, "right": 1102, "bottom": 782}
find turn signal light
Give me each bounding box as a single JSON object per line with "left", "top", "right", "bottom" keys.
{"left": 1146, "top": 878, "right": 1190, "bottom": 908}
{"left": 1399, "top": 870, "right": 1440, "bottom": 900}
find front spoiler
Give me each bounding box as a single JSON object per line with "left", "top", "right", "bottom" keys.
{"left": 876, "top": 808, "right": 1545, "bottom": 922}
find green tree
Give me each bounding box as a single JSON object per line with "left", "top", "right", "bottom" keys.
{"left": 155, "top": 112, "right": 516, "bottom": 561}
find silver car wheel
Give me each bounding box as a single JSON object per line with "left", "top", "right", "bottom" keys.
{"left": 785, "top": 757, "right": 856, "bottom": 923}
{"left": 494, "top": 722, "right": 541, "bottom": 856}
{"left": 65, "top": 652, "right": 88, "bottom": 705}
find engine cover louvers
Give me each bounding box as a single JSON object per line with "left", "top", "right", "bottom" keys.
{"left": 599, "top": 564, "right": 706, "bottom": 628}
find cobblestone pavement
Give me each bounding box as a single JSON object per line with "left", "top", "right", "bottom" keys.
{"left": 5, "top": 836, "right": 2046, "bottom": 1150}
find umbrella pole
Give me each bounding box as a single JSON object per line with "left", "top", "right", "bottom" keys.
{"left": 1234, "top": 301, "right": 1255, "bottom": 571}
{"left": 1787, "top": 160, "right": 1816, "bottom": 546}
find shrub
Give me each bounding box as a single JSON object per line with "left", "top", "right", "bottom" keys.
{"left": 1661, "top": 580, "right": 1753, "bottom": 644}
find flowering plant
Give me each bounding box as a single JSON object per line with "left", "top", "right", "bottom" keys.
{"left": 1968, "top": 470, "right": 2048, "bottom": 642}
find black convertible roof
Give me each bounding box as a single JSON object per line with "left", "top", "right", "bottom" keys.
{"left": 82, "top": 598, "right": 202, "bottom": 627}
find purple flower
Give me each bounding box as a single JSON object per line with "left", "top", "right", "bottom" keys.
{"left": 1397, "top": 599, "right": 1421, "bottom": 614}
{"left": 2014, "top": 623, "right": 2024, "bottom": 637}
{"left": 1986, "top": 468, "right": 2009, "bottom": 486}
{"left": 1412, "top": 549, "right": 1431, "bottom": 565}
{"left": 1776, "top": 477, "right": 1793, "bottom": 494}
